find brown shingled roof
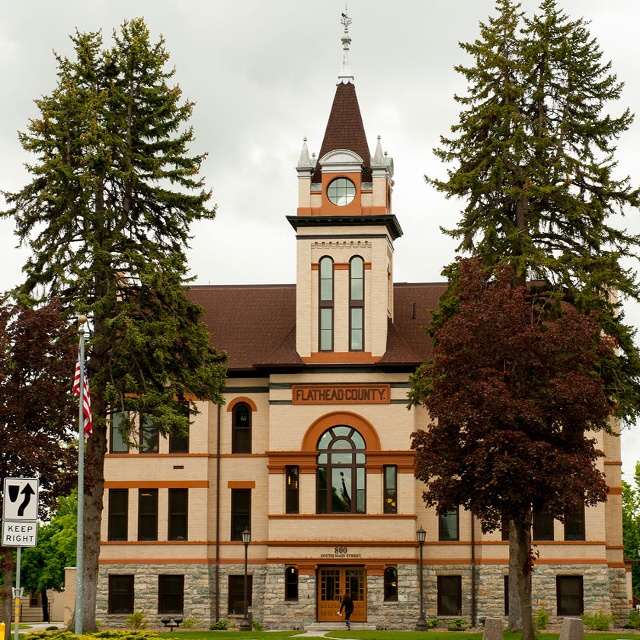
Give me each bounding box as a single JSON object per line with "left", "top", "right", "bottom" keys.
{"left": 187, "top": 281, "right": 447, "bottom": 373}
{"left": 312, "top": 82, "right": 372, "bottom": 183}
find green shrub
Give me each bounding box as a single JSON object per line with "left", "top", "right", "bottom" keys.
{"left": 251, "top": 619, "right": 264, "bottom": 631}
{"left": 533, "top": 607, "right": 550, "bottom": 630}
{"left": 581, "top": 611, "right": 615, "bottom": 631}
{"left": 209, "top": 619, "right": 229, "bottom": 630}
{"left": 623, "top": 609, "right": 640, "bottom": 629}
{"left": 125, "top": 611, "right": 148, "bottom": 630}
{"left": 179, "top": 617, "right": 200, "bottom": 629}
{"left": 446, "top": 618, "right": 468, "bottom": 631}
{"left": 425, "top": 618, "right": 440, "bottom": 629}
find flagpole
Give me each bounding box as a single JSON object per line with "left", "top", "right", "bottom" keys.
{"left": 75, "top": 315, "right": 87, "bottom": 636}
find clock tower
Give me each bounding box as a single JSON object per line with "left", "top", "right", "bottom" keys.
{"left": 289, "top": 12, "right": 401, "bottom": 363}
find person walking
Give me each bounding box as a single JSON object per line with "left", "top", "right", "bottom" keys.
{"left": 339, "top": 592, "right": 354, "bottom": 630}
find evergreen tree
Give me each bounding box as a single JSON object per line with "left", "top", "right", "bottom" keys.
{"left": 2, "top": 19, "right": 226, "bottom": 631}
{"left": 414, "top": 1, "right": 640, "bottom": 636}
{"left": 428, "top": 0, "right": 640, "bottom": 422}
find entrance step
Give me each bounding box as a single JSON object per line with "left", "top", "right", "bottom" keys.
{"left": 304, "top": 622, "right": 377, "bottom": 632}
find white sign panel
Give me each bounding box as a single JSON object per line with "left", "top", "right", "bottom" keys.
{"left": 2, "top": 478, "right": 39, "bottom": 520}
{"left": 2, "top": 520, "right": 37, "bottom": 547}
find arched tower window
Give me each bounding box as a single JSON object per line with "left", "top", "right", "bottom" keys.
{"left": 232, "top": 402, "right": 252, "bottom": 454}
{"left": 319, "top": 256, "right": 334, "bottom": 351}
{"left": 316, "top": 426, "right": 366, "bottom": 513}
{"left": 349, "top": 256, "right": 364, "bottom": 351}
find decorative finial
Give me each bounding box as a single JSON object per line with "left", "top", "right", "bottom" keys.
{"left": 338, "top": 10, "right": 354, "bottom": 84}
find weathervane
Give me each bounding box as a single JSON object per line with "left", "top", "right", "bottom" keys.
{"left": 339, "top": 8, "right": 354, "bottom": 83}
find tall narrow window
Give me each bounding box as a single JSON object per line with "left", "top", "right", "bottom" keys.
{"left": 168, "top": 488, "right": 188, "bottom": 541}
{"left": 111, "top": 411, "right": 129, "bottom": 453}
{"left": 285, "top": 566, "right": 298, "bottom": 601}
{"left": 349, "top": 256, "right": 364, "bottom": 351}
{"left": 384, "top": 566, "right": 398, "bottom": 601}
{"left": 437, "top": 575, "right": 462, "bottom": 616}
{"left": 140, "top": 415, "right": 159, "bottom": 453}
{"left": 158, "top": 575, "right": 184, "bottom": 614}
{"left": 439, "top": 508, "right": 460, "bottom": 541}
{"left": 316, "top": 426, "right": 366, "bottom": 514}
{"left": 108, "top": 489, "right": 128, "bottom": 541}
{"left": 556, "top": 576, "right": 583, "bottom": 615}
{"left": 564, "top": 507, "right": 585, "bottom": 541}
{"left": 285, "top": 466, "right": 299, "bottom": 514}
{"left": 108, "top": 575, "right": 134, "bottom": 614}
{"left": 231, "top": 488, "right": 251, "bottom": 541}
{"left": 138, "top": 489, "right": 158, "bottom": 541}
{"left": 383, "top": 465, "right": 397, "bottom": 514}
{"left": 169, "top": 427, "right": 189, "bottom": 454}
{"left": 228, "top": 575, "right": 253, "bottom": 615}
{"left": 533, "top": 511, "right": 554, "bottom": 541}
{"left": 232, "top": 403, "right": 252, "bottom": 454}
{"left": 319, "top": 257, "right": 334, "bottom": 351}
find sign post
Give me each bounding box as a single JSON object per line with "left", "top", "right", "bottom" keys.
{"left": 2, "top": 477, "right": 39, "bottom": 640}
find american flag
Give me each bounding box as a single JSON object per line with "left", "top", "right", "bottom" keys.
{"left": 73, "top": 358, "right": 93, "bottom": 438}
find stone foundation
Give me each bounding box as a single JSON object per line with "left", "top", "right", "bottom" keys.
{"left": 96, "top": 562, "right": 629, "bottom": 630}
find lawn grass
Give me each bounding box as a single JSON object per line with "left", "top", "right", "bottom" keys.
{"left": 155, "top": 631, "right": 640, "bottom": 640}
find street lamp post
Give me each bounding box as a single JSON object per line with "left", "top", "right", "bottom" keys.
{"left": 415, "top": 527, "right": 427, "bottom": 631}
{"left": 240, "top": 529, "right": 252, "bottom": 631}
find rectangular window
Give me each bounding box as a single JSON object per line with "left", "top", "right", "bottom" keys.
{"left": 383, "top": 465, "right": 397, "bottom": 514}
{"left": 140, "top": 415, "right": 159, "bottom": 453}
{"left": 564, "top": 507, "right": 585, "bottom": 541}
{"left": 138, "top": 488, "right": 158, "bottom": 541}
{"left": 320, "top": 308, "right": 333, "bottom": 351}
{"left": 168, "top": 488, "right": 188, "bottom": 541}
{"left": 169, "top": 427, "right": 189, "bottom": 454}
{"left": 228, "top": 575, "right": 253, "bottom": 615}
{"left": 437, "top": 575, "right": 462, "bottom": 616}
{"left": 556, "top": 576, "right": 583, "bottom": 616}
{"left": 158, "top": 575, "right": 184, "bottom": 614}
{"left": 108, "top": 575, "right": 134, "bottom": 614}
{"left": 111, "top": 411, "right": 129, "bottom": 453}
{"left": 108, "top": 488, "right": 129, "bottom": 541}
{"left": 285, "top": 566, "right": 298, "bottom": 601}
{"left": 285, "top": 466, "right": 299, "bottom": 514}
{"left": 350, "top": 307, "right": 363, "bottom": 351}
{"left": 231, "top": 488, "right": 251, "bottom": 541}
{"left": 533, "top": 511, "right": 554, "bottom": 541}
{"left": 439, "top": 508, "right": 459, "bottom": 541}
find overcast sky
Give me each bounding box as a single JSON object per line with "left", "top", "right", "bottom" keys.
{"left": 1, "top": 0, "right": 639, "bottom": 481}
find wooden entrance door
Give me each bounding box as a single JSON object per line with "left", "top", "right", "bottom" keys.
{"left": 317, "top": 567, "right": 366, "bottom": 622}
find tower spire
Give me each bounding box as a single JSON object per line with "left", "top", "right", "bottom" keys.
{"left": 338, "top": 10, "right": 354, "bottom": 84}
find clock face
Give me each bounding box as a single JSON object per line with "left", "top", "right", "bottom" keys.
{"left": 327, "top": 177, "right": 356, "bottom": 206}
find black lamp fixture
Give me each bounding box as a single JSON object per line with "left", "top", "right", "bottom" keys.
{"left": 239, "top": 528, "right": 252, "bottom": 631}
{"left": 415, "top": 526, "right": 427, "bottom": 630}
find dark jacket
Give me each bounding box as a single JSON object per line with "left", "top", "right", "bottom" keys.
{"left": 340, "top": 595, "right": 354, "bottom": 614}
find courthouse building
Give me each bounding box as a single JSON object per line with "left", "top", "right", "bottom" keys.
{"left": 97, "top": 14, "right": 630, "bottom": 629}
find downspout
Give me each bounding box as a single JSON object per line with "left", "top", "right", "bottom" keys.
{"left": 470, "top": 511, "right": 476, "bottom": 627}
{"left": 215, "top": 403, "right": 221, "bottom": 621}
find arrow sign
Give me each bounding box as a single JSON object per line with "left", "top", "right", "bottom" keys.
{"left": 2, "top": 478, "right": 39, "bottom": 521}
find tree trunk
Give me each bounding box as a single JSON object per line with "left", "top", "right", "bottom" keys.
{"left": 40, "top": 590, "right": 49, "bottom": 623}
{"left": 507, "top": 521, "right": 522, "bottom": 631}
{"left": 513, "top": 519, "right": 536, "bottom": 640}
{"left": 80, "top": 411, "right": 108, "bottom": 632}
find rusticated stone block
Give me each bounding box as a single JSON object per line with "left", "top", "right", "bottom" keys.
{"left": 482, "top": 617, "right": 503, "bottom": 640}
{"left": 559, "top": 617, "right": 584, "bottom": 640}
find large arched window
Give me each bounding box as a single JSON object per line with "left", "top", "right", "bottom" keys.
{"left": 319, "top": 256, "right": 334, "bottom": 351}
{"left": 232, "top": 402, "right": 252, "bottom": 453}
{"left": 316, "top": 426, "right": 366, "bottom": 513}
{"left": 349, "top": 256, "right": 364, "bottom": 351}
